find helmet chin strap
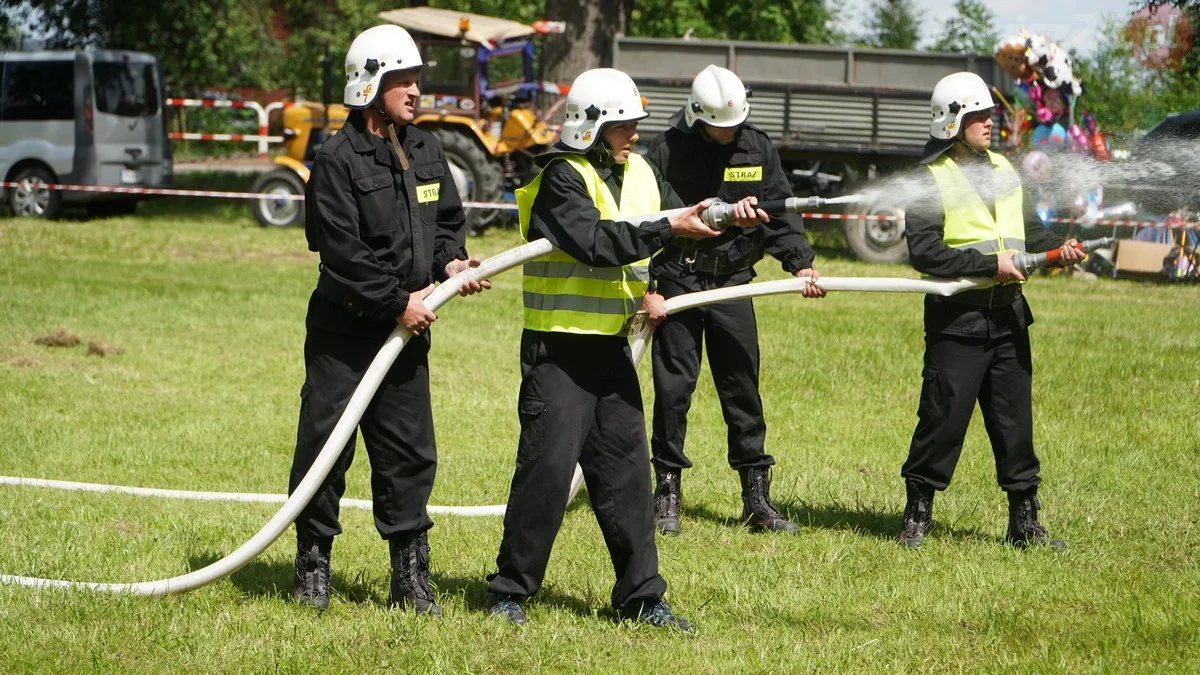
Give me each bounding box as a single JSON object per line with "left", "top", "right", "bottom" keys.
{"left": 588, "top": 137, "right": 616, "bottom": 166}
{"left": 953, "top": 135, "right": 987, "bottom": 158}
{"left": 370, "top": 102, "right": 410, "bottom": 171}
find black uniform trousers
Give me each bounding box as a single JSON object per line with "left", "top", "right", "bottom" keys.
{"left": 288, "top": 324, "right": 437, "bottom": 542}
{"left": 488, "top": 330, "right": 667, "bottom": 611}
{"left": 901, "top": 329, "right": 1041, "bottom": 493}
{"left": 651, "top": 297, "right": 774, "bottom": 472}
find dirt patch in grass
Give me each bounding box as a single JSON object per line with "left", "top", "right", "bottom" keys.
{"left": 87, "top": 340, "right": 124, "bottom": 357}
{"left": 31, "top": 329, "right": 124, "bottom": 357}
{"left": 6, "top": 356, "right": 43, "bottom": 368}
{"left": 33, "top": 328, "right": 83, "bottom": 348}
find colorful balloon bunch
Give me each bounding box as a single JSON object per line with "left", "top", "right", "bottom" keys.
{"left": 993, "top": 29, "right": 1109, "bottom": 160}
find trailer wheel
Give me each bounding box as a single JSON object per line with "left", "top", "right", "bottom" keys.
{"left": 844, "top": 205, "right": 908, "bottom": 264}
{"left": 251, "top": 169, "right": 305, "bottom": 228}
{"left": 431, "top": 128, "right": 504, "bottom": 234}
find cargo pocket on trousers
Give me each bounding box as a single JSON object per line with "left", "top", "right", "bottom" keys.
{"left": 516, "top": 397, "right": 547, "bottom": 464}
{"left": 917, "top": 365, "right": 945, "bottom": 419}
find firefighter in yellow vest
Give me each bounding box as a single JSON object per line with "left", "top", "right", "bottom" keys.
{"left": 485, "top": 68, "right": 765, "bottom": 629}
{"left": 898, "top": 72, "right": 1083, "bottom": 549}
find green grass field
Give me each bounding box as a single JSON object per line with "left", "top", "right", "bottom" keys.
{"left": 1, "top": 186, "right": 1198, "bottom": 672}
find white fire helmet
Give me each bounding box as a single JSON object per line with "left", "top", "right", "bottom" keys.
{"left": 559, "top": 68, "right": 648, "bottom": 151}
{"left": 344, "top": 25, "right": 424, "bottom": 109}
{"left": 929, "top": 71, "right": 993, "bottom": 140}
{"left": 685, "top": 64, "right": 750, "bottom": 129}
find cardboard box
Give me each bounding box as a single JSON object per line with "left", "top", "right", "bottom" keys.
{"left": 1114, "top": 239, "right": 1174, "bottom": 277}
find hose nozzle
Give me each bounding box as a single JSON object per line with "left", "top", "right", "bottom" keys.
{"left": 1012, "top": 236, "right": 1116, "bottom": 275}
{"left": 700, "top": 196, "right": 827, "bottom": 229}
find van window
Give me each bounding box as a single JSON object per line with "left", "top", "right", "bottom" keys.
{"left": 93, "top": 61, "right": 159, "bottom": 117}
{"left": 1, "top": 60, "right": 75, "bottom": 121}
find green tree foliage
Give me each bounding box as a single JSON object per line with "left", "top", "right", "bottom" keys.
{"left": 2, "top": 0, "right": 841, "bottom": 96}
{"left": 629, "top": 0, "right": 836, "bottom": 45}
{"left": 931, "top": 0, "right": 998, "bottom": 54}
{"left": 1073, "top": 14, "right": 1200, "bottom": 136}
{"left": 11, "top": 0, "right": 281, "bottom": 93}
{"left": 864, "top": 0, "right": 920, "bottom": 49}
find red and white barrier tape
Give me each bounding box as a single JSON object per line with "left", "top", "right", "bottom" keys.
{"left": 1046, "top": 216, "right": 1200, "bottom": 230}
{"left": 44, "top": 179, "right": 1198, "bottom": 227}
{"left": 0, "top": 179, "right": 515, "bottom": 209}
{"left": 804, "top": 213, "right": 903, "bottom": 222}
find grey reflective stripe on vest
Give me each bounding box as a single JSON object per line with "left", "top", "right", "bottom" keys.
{"left": 524, "top": 261, "right": 650, "bottom": 282}
{"left": 951, "top": 237, "right": 1027, "bottom": 254}
{"left": 523, "top": 292, "right": 639, "bottom": 316}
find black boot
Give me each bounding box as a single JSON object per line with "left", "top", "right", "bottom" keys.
{"left": 653, "top": 468, "right": 682, "bottom": 535}
{"left": 387, "top": 532, "right": 442, "bottom": 615}
{"left": 618, "top": 598, "right": 694, "bottom": 632}
{"left": 898, "top": 480, "right": 934, "bottom": 548}
{"left": 1006, "top": 489, "right": 1065, "bottom": 550}
{"left": 293, "top": 536, "right": 332, "bottom": 612}
{"left": 487, "top": 592, "right": 528, "bottom": 626}
{"left": 738, "top": 467, "right": 799, "bottom": 534}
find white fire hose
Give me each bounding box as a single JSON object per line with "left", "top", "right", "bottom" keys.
{"left": 0, "top": 237, "right": 556, "bottom": 594}
{"left": 0, "top": 198, "right": 997, "bottom": 595}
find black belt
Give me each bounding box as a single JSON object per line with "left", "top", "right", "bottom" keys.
{"left": 938, "top": 284, "right": 1023, "bottom": 309}
{"left": 674, "top": 247, "right": 759, "bottom": 276}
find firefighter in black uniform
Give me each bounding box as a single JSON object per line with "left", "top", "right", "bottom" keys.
{"left": 643, "top": 65, "right": 826, "bottom": 536}
{"left": 897, "top": 71, "right": 1082, "bottom": 548}
{"left": 485, "top": 68, "right": 764, "bottom": 630}
{"left": 289, "top": 25, "right": 490, "bottom": 613}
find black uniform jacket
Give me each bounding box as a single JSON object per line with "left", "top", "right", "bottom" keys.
{"left": 908, "top": 140, "right": 1065, "bottom": 340}
{"left": 525, "top": 144, "right": 685, "bottom": 267}
{"left": 644, "top": 109, "right": 816, "bottom": 291}
{"left": 305, "top": 110, "right": 468, "bottom": 336}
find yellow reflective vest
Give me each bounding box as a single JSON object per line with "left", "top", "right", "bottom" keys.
{"left": 926, "top": 150, "right": 1025, "bottom": 287}
{"left": 518, "top": 153, "right": 662, "bottom": 335}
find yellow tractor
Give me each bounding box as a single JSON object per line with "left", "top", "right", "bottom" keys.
{"left": 251, "top": 7, "right": 564, "bottom": 231}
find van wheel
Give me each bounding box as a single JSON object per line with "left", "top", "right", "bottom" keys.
{"left": 251, "top": 168, "right": 305, "bottom": 228}
{"left": 8, "top": 166, "right": 62, "bottom": 219}
{"left": 430, "top": 128, "right": 504, "bottom": 234}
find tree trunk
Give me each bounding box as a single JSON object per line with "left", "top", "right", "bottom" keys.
{"left": 540, "top": 0, "right": 633, "bottom": 84}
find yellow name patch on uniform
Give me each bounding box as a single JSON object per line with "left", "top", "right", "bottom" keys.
{"left": 417, "top": 183, "right": 440, "bottom": 204}
{"left": 723, "top": 166, "right": 763, "bottom": 182}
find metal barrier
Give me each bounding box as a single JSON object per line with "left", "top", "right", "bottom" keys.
{"left": 165, "top": 98, "right": 284, "bottom": 158}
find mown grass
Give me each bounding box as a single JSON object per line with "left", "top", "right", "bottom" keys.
{"left": 0, "top": 193, "right": 1197, "bottom": 672}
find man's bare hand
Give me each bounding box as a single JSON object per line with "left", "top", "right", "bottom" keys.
{"left": 669, "top": 200, "right": 722, "bottom": 240}
{"left": 1058, "top": 238, "right": 1085, "bottom": 265}
{"left": 795, "top": 268, "right": 827, "bottom": 298}
{"left": 728, "top": 196, "right": 769, "bottom": 229}
{"left": 994, "top": 252, "right": 1026, "bottom": 283}
{"left": 399, "top": 284, "right": 437, "bottom": 334}
{"left": 444, "top": 258, "right": 492, "bottom": 296}
{"left": 641, "top": 291, "right": 667, "bottom": 328}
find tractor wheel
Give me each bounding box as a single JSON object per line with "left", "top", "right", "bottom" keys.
{"left": 843, "top": 204, "right": 908, "bottom": 264}
{"left": 251, "top": 168, "right": 306, "bottom": 228}
{"left": 431, "top": 128, "right": 504, "bottom": 234}
{"left": 7, "top": 165, "right": 62, "bottom": 219}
